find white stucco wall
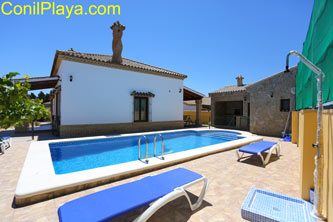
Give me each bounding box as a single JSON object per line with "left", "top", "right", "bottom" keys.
{"left": 57, "top": 60, "right": 184, "bottom": 125}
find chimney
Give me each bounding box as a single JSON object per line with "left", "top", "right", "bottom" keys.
{"left": 110, "top": 21, "right": 126, "bottom": 64}
{"left": 236, "top": 75, "right": 244, "bottom": 86}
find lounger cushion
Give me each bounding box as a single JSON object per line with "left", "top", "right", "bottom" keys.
{"left": 0, "top": 137, "right": 10, "bottom": 141}
{"left": 238, "top": 141, "right": 277, "bottom": 155}
{"left": 58, "top": 168, "right": 203, "bottom": 222}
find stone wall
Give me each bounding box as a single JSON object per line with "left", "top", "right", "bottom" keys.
{"left": 247, "top": 67, "right": 297, "bottom": 136}
{"left": 59, "top": 120, "right": 184, "bottom": 137}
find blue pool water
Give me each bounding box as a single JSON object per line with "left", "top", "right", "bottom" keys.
{"left": 49, "top": 130, "right": 242, "bottom": 174}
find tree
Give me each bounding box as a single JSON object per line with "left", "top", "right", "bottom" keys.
{"left": 29, "top": 93, "right": 36, "bottom": 99}
{"left": 0, "top": 72, "right": 31, "bottom": 129}
{"left": 44, "top": 93, "right": 50, "bottom": 102}
{"left": 38, "top": 91, "right": 46, "bottom": 101}
{"left": 0, "top": 72, "right": 49, "bottom": 139}
{"left": 25, "top": 98, "right": 49, "bottom": 139}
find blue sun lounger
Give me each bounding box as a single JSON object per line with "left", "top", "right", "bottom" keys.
{"left": 236, "top": 141, "right": 280, "bottom": 166}
{"left": 0, "top": 136, "right": 12, "bottom": 154}
{"left": 58, "top": 168, "right": 209, "bottom": 222}
{"left": 241, "top": 187, "right": 315, "bottom": 222}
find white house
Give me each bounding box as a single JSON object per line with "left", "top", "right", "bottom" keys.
{"left": 49, "top": 49, "right": 189, "bottom": 137}
{"left": 47, "top": 22, "right": 188, "bottom": 137}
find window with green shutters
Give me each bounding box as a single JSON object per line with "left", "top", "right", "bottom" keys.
{"left": 134, "top": 97, "right": 148, "bottom": 122}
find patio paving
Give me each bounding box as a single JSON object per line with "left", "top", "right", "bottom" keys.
{"left": 0, "top": 130, "right": 300, "bottom": 222}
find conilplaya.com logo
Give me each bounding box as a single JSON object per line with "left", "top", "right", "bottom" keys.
{"left": 1, "top": 1, "right": 120, "bottom": 18}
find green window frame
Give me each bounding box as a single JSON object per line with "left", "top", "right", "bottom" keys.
{"left": 134, "top": 97, "right": 148, "bottom": 122}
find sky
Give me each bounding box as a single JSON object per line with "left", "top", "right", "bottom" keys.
{"left": 0, "top": 0, "right": 313, "bottom": 96}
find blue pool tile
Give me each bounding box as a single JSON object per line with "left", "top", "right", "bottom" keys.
{"left": 241, "top": 187, "right": 315, "bottom": 222}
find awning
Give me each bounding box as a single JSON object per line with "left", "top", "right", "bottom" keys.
{"left": 183, "top": 86, "right": 204, "bottom": 101}
{"left": 130, "top": 91, "right": 155, "bottom": 97}
{"left": 296, "top": 0, "right": 333, "bottom": 109}
{"left": 14, "top": 76, "right": 59, "bottom": 90}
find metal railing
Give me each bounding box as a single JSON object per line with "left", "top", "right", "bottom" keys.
{"left": 214, "top": 115, "right": 236, "bottom": 127}
{"left": 138, "top": 135, "right": 149, "bottom": 163}
{"left": 154, "top": 134, "right": 165, "bottom": 160}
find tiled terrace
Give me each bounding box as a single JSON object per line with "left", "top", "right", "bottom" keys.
{"left": 0, "top": 129, "right": 300, "bottom": 222}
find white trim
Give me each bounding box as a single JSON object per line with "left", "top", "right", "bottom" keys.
{"left": 14, "top": 76, "right": 59, "bottom": 83}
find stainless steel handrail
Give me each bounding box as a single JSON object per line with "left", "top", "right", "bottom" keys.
{"left": 138, "top": 135, "right": 149, "bottom": 163}
{"left": 154, "top": 134, "right": 165, "bottom": 160}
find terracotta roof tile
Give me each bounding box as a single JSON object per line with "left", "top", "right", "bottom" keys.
{"left": 130, "top": 91, "right": 155, "bottom": 97}
{"left": 209, "top": 84, "right": 249, "bottom": 94}
{"left": 53, "top": 50, "right": 187, "bottom": 79}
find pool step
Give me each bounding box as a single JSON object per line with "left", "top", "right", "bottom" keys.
{"left": 200, "top": 133, "right": 239, "bottom": 141}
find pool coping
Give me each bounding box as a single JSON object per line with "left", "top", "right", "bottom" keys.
{"left": 15, "top": 128, "right": 262, "bottom": 206}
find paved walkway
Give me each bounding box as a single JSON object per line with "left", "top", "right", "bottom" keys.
{"left": 0, "top": 130, "right": 300, "bottom": 222}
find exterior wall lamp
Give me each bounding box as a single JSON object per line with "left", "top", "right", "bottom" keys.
{"left": 270, "top": 92, "right": 274, "bottom": 98}
{"left": 179, "top": 88, "right": 182, "bottom": 93}
{"left": 69, "top": 75, "right": 73, "bottom": 82}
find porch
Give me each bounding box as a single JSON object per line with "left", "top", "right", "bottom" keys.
{"left": 213, "top": 100, "right": 250, "bottom": 131}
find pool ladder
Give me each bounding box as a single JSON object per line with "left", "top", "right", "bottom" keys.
{"left": 138, "top": 134, "right": 165, "bottom": 164}
{"left": 154, "top": 134, "right": 165, "bottom": 160}
{"left": 138, "top": 135, "right": 149, "bottom": 163}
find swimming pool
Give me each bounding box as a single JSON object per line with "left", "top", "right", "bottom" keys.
{"left": 15, "top": 128, "right": 262, "bottom": 206}
{"left": 49, "top": 130, "right": 243, "bottom": 174}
